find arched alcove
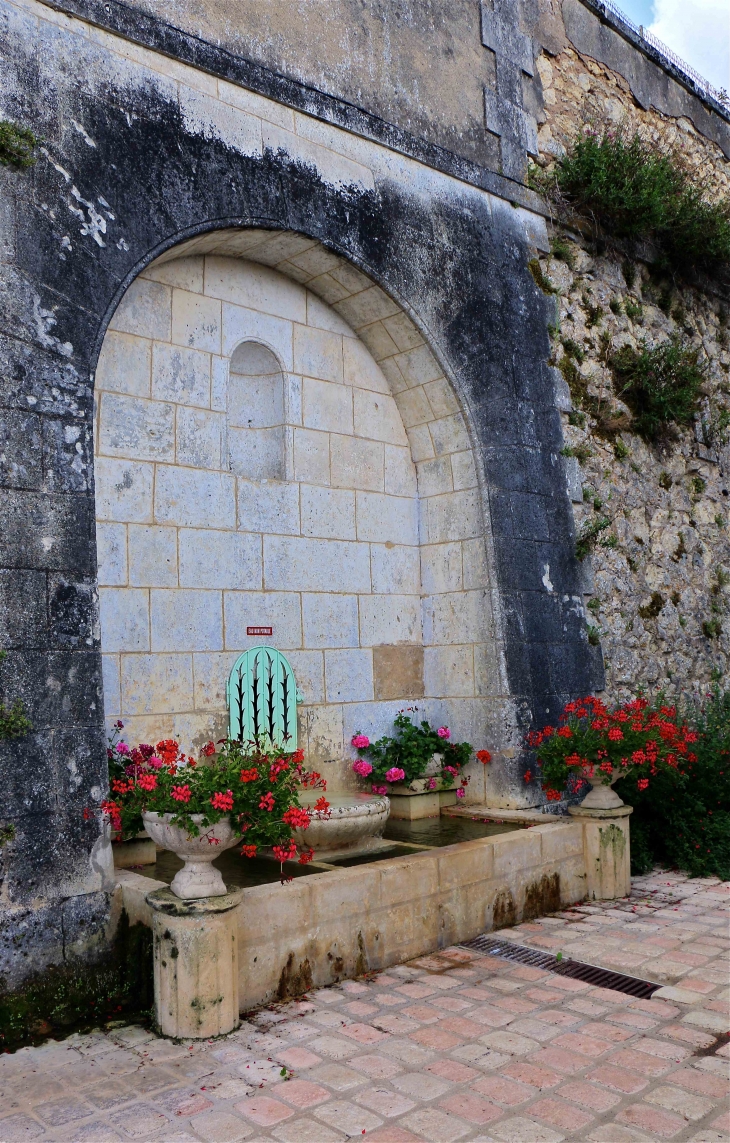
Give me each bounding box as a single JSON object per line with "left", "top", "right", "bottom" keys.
{"left": 94, "top": 230, "right": 498, "bottom": 795}
{"left": 228, "top": 342, "right": 285, "bottom": 480}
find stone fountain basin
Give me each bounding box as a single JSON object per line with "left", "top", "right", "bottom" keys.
{"left": 292, "top": 792, "right": 390, "bottom": 858}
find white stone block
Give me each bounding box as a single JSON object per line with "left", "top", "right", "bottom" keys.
{"left": 340, "top": 701, "right": 399, "bottom": 748}
{"left": 474, "top": 642, "right": 504, "bottom": 697}
{"left": 353, "top": 389, "right": 407, "bottom": 446}
{"left": 96, "top": 522, "right": 127, "bottom": 586}
{"left": 384, "top": 445, "right": 417, "bottom": 497}
{"left": 293, "top": 428, "right": 330, "bottom": 485}
{"left": 370, "top": 544, "right": 420, "bottom": 595}
{"left": 155, "top": 466, "right": 236, "bottom": 529}
{"left": 356, "top": 491, "right": 418, "bottom": 545}
{"left": 423, "top": 377, "right": 459, "bottom": 418}
{"left": 265, "top": 536, "right": 371, "bottom": 593}
{"left": 378, "top": 356, "right": 408, "bottom": 395}
{"left": 359, "top": 321, "right": 400, "bottom": 362}
{"left": 171, "top": 289, "right": 221, "bottom": 353}
{"left": 359, "top": 595, "right": 421, "bottom": 646}
{"left": 224, "top": 591, "right": 302, "bottom": 650}
{"left": 285, "top": 373, "right": 302, "bottom": 426}
{"left": 305, "top": 703, "right": 345, "bottom": 762}
{"left": 102, "top": 653, "right": 121, "bottom": 716}
{"left": 128, "top": 525, "right": 178, "bottom": 587}
{"left": 334, "top": 285, "right": 399, "bottom": 329}
{"left": 343, "top": 338, "right": 389, "bottom": 394}
{"left": 452, "top": 450, "right": 478, "bottom": 491}
{"left": 285, "top": 649, "right": 325, "bottom": 704}
{"left": 178, "top": 86, "right": 262, "bottom": 159}
{"left": 144, "top": 255, "right": 204, "bottom": 293}
{"left": 325, "top": 649, "right": 374, "bottom": 703}
{"left": 430, "top": 413, "right": 471, "bottom": 457}
{"left": 98, "top": 394, "right": 174, "bottom": 462}
{"left": 120, "top": 653, "right": 194, "bottom": 715}
{"left": 229, "top": 426, "right": 284, "bottom": 480}
{"left": 382, "top": 313, "right": 424, "bottom": 353}
{"left": 191, "top": 651, "right": 238, "bottom": 711}
{"left": 211, "top": 356, "right": 228, "bottom": 412}
{"left": 179, "top": 529, "right": 261, "bottom": 590}
{"left": 330, "top": 434, "right": 383, "bottom": 492}
{"left": 301, "top": 485, "right": 356, "bottom": 540}
{"left": 424, "top": 489, "right": 483, "bottom": 543}
{"left": 422, "top": 589, "right": 491, "bottom": 645}
{"left": 108, "top": 278, "right": 171, "bottom": 341}
{"left": 463, "top": 538, "right": 490, "bottom": 589}
{"left": 302, "top": 376, "right": 352, "bottom": 433}
{"left": 222, "top": 303, "right": 293, "bottom": 369}
{"left": 293, "top": 324, "right": 343, "bottom": 384}
{"left": 237, "top": 479, "right": 299, "bottom": 535}
{"left": 217, "top": 80, "right": 296, "bottom": 130}
{"left": 150, "top": 589, "right": 223, "bottom": 651}
{"left": 307, "top": 292, "right": 355, "bottom": 336}
{"left": 95, "top": 458, "right": 154, "bottom": 523}
{"left": 176, "top": 406, "right": 223, "bottom": 469}
{"left": 99, "top": 587, "right": 150, "bottom": 652}
{"left": 152, "top": 343, "right": 211, "bottom": 407}
{"left": 420, "top": 543, "right": 463, "bottom": 594}
{"left": 95, "top": 331, "right": 151, "bottom": 398}
{"left": 394, "top": 386, "right": 432, "bottom": 428}
{"left": 424, "top": 646, "right": 475, "bottom": 698}
{"left": 417, "top": 456, "right": 453, "bottom": 497}
{"left": 204, "top": 256, "right": 307, "bottom": 322}
{"left": 406, "top": 424, "right": 435, "bottom": 462}
{"left": 393, "top": 344, "right": 443, "bottom": 387}
{"left": 302, "top": 593, "right": 359, "bottom": 648}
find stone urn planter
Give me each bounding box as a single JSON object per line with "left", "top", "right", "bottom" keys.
{"left": 291, "top": 793, "right": 390, "bottom": 858}
{"left": 142, "top": 812, "right": 240, "bottom": 899}
{"left": 579, "top": 769, "right": 625, "bottom": 810}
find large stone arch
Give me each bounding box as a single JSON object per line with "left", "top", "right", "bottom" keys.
{"left": 95, "top": 229, "right": 499, "bottom": 796}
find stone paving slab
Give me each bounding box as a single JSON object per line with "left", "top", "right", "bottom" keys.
{"left": 0, "top": 871, "right": 727, "bottom": 1142}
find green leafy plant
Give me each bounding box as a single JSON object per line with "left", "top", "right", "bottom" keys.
{"left": 587, "top": 598, "right": 601, "bottom": 614}
{"left": 614, "top": 688, "right": 730, "bottom": 878}
{"left": 624, "top": 299, "right": 643, "bottom": 322}
{"left": 583, "top": 295, "right": 604, "bottom": 328}
{"left": 561, "top": 443, "right": 593, "bottom": 462}
{"left": 586, "top": 625, "right": 601, "bottom": 646}
{"left": 568, "top": 410, "right": 586, "bottom": 428}
{"left": 551, "top": 129, "right": 730, "bottom": 278}
{"left": 526, "top": 695, "right": 696, "bottom": 803}
{"left": 350, "top": 709, "right": 478, "bottom": 793}
{"left": 610, "top": 336, "right": 706, "bottom": 442}
{"left": 609, "top": 298, "right": 623, "bottom": 315}
{"left": 561, "top": 337, "right": 585, "bottom": 363}
{"left": 0, "top": 120, "right": 38, "bottom": 169}
{"left": 702, "top": 618, "right": 722, "bottom": 639}
{"left": 104, "top": 729, "right": 325, "bottom": 864}
{"left": 0, "top": 652, "right": 31, "bottom": 740}
{"left": 613, "top": 438, "right": 629, "bottom": 459}
{"left": 550, "top": 235, "right": 576, "bottom": 268}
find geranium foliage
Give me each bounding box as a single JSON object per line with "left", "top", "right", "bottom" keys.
{"left": 527, "top": 695, "right": 697, "bottom": 801}
{"left": 351, "top": 708, "right": 476, "bottom": 796}
{"left": 103, "top": 725, "right": 328, "bottom": 865}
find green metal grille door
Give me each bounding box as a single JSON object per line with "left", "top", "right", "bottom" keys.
{"left": 226, "top": 646, "right": 301, "bottom": 751}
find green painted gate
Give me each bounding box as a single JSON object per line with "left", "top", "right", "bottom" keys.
{"left": 226, "top": 646, "right": 302, "bottom": 751}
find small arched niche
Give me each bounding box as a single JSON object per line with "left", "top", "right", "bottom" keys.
{"left": 228, "top": 341, "right": 285, "bottom": 480}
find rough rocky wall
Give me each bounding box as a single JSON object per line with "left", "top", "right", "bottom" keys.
{"left": 533, "top": 43, "right": 730, "bottom": 702}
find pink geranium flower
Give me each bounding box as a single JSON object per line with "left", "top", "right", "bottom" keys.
{"left": 372, "top": 784, "right": 388, "bottom": 795}
{"left": 437, "top": 726, "right": 450, "bottom": 739}
{"left": 351, "top": 734, "right": 370, "bottom": 749}
{"left": 353, "top": 759, "right": 373, "bottom": 777}
{"left": 385, "top": 767, "right": 406, "bottom": 783}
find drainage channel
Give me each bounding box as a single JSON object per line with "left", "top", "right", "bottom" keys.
{"left": 460, "top": 934, "right": 660, "bottom": 999}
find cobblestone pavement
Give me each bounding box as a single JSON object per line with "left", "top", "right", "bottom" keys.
{"left": 1, "top": 872, "right": 728, "bottom": 1143}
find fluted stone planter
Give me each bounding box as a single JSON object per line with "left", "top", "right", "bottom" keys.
{"left": 291, "top": 793, "right": 390, "bottom": 859}
{"left": 142, "top": 812, "right": 240, "bottom": 899}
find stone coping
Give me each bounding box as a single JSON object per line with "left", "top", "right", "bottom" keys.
{"left": 443, "top": 804, "right": 564, "bottom": 824}
{"left": 145, "top": 886, "right": 243, "bottom": 916}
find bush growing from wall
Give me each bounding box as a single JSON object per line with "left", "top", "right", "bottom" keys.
{"left": 541, "top": 130, "right": 730, "bottom": 279}
{"left": 614, "top": 688, "right": 730, "bottom": 879}
{"left": 609, "top": 336, "right": 706, "bottom": 442}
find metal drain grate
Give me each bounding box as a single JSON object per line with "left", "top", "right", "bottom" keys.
{"left": 460, "top": 935, "right": 659, "bottom": 999}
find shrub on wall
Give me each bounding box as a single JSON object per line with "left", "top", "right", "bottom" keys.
{"left": 539, "top": 129, "right": 730, "bottom": 279}
{"left": 609, "top": 336, "right": 706, "bottom": 442}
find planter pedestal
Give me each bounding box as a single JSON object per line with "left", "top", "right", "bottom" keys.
{"left": 568, "top": 804, "right": 632, "bottom": 900}
{"left": 146, "top": 887, "right": 242, "bottom": 1039}
{"left": 388, "top": 788, "right": 457, "bottom": 820}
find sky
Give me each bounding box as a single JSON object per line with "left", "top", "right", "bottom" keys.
{"left": 615, "top": 0, "right": 730, "bottom": 92}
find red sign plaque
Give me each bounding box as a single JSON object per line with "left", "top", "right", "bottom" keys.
{"left": 247, "top": 626, "right": 273, "bottom": 636}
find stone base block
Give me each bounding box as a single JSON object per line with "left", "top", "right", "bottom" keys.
{"left": 146, "top": 888, "right": 242, "bottom": 1039}
{"left": 389, "top": 788, "right": 458, "bottom": 819}
{"left": 568, "top": 804, "right": 632, "bottom": 900}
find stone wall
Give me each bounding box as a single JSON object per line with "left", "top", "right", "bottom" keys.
{"left": 533, "top": 40, "right": 730, "bottom": 701}
{"left": 95, "top": 243, "right": 495, "bottom": 792}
